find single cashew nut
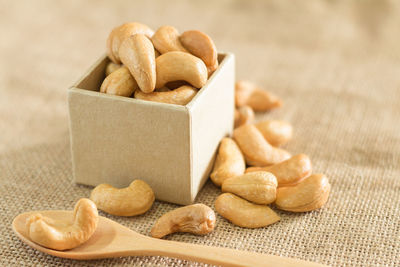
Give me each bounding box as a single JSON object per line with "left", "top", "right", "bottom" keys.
{"left": 207, "top": 59, "right": 219, "bottom": 77}
{"left": 235, "top": 80, "right": 282, "bottom": 111}
{"left": 210, "top": 137, "right": 246, "bottom": 187}
{"left": 246, "top": 154, "right": 312, "bottom": 187}
{"left": 90, "top": 180, "right": 155, "bottom": 216}
{"left": 155, "top": 51, "right": 208, "bottom": 89}
{"left": 180, "top": 30, "right": 218, "bottom": 73}
{"left": 106, "top": 22, "right": 154, "bottom": 64}
{"left": 215, "top": 193, "right": 280, "bottom": 228}
{"left": 233, "top": 124, "right": 291, "bottom": 166}
{"left": 255, "top": 120, "right": 293, "bottom": 147}
{"left": 134, "top": 85, "right": 197, "bottom": 105}
{"left": 275, "top": 174, "right": 331, "bottom": 212}
{"left": 151, "top": 204, "right": 216, "bottom": 238}
{"left": 221, "top": 172, "right": 277, "bottom": 204}
{"left": 234, "top": 105, "right": 255, "bottom": 128}
{"left": 105, "top": 62, "right": 122, "bottom": 76}
{"left": 151, "top": 25, "right": 188, "bottom": 54}
{"left": 26, "top": 198, "right": 98, "bottom": 251}
{"left": 100, "top": 66, "right": 138, "bottom": 96}
{"left": 119, "top": 34, "right": 156, "bottom": 93}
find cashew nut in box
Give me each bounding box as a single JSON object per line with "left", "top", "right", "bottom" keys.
{"left": 107, "top": 22, "right": 154, "bottom": 64}
{"left": 221, "top": 171, "right": 277, "bottom": 205}
{"left": 210, "top": 137, "right": 246, "bottom": 187}
{"left": 235, "top": 80, "right": 282, "bottom": 111}
{"left": 246, "top": 154, "right": 312, "bottom": 187}
{"left": 151, "top": 25, "right": 188, "bottom": 54}
{"left": 100, "top": 66, "right": 139, "bottom": 97}
{"left": 255, "top": 120, "right": 293, "bottom": 147}
{"left": 234, "top": 105, "right": 255, "bottom": 128}
{"left": 151, "top": 204, "right": 216, "bottom": 238}
{"left": 215, "top": 193, "right": 280, "bottom": 228}
{"left": 119, "top": 34, "right": 156, "bottom": 93}
{"left": 134, "top": 85, "right": 197, "bottom": 105}
{"left": 233, "top": 124, "right": 291, "bottom": 166}
{"left": 25, "top": 198, "right": 98, "bottom": 251}
{"left": 90, "top": 180, "right": 155, "bottom": 216}
{"left": 275, "top": 174, "right": 331, "bottom": 212}
{"left": 180, "top": 30, "right": 218, "bottom": 75}
{"left": 105, "top": 62, "right": 122, "bottom": 76}
{"left": 155, "top": 51, "right": 208, "bottom": 89}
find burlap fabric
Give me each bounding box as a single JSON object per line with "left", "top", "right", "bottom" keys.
{"left": 1, "top": 0, "right": 399, "bottom": 266}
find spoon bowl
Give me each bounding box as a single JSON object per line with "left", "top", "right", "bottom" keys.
{"left": 13, "top": 210, "right": 326, "bottom": 266}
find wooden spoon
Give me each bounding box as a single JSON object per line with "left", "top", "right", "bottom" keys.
{"left": 13, "top": 210, "right": 326, "bottom": 266}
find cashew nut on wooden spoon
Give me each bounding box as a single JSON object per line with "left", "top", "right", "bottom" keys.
{"left": 12, "top": 211, "right": 327, "bottom": 266}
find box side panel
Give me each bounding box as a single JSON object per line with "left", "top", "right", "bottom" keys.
{"left": 68, "top": 89, "right": 192, "bottom": 205}
{"left": 74, "top": 54, "right": 108, "bottom": 91}
{"left": 189, "top": 54, "right": 235, "bottom": 201}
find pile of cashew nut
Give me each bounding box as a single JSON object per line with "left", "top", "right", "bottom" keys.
{"left": 25, "top": 23, "right": 331, "bottom": 251}
{"left": 101, "top": 22, "right": 218, "bottom": 105}
{"left": 212, "top": 80, "right": 331, "bottom": 228}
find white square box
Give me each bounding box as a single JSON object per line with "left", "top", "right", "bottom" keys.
{"left": 68, "top": 53, "right": 235, "bottom": 205}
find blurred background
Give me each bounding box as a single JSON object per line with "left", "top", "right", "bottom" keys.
{"left": 1, "top": 0, "right": 399, "bottom": 153}
{"left": 1, "top": 1, "right": 399, "bottom": 266}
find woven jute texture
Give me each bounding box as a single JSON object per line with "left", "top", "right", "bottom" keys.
{"left": 1, "top": 0, "right": 399, "bottom": 266}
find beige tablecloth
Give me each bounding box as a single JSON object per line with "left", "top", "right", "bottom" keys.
{"left": 1, "top": 0, "right": 399, "bottom": 266}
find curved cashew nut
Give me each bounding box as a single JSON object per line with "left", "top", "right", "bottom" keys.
{"left": 106, "top": 22, "right": 154, "bottom": 64}
{"left": 151, "top": 25, "right": 188, "bottom": 54}
{"left": 90, "top": 180, "right": 155, "bottom": 216}
{"left": 255, "top": 120, "right": 293, "bottom": 147}
{"left": 221, "top": 171, "right": 277, "bottom": 205}
{"left": 275, "top": 174, "right": 331, "bottom": 212}
{"left": 134, "top": 85, "right": 197, "bottom": 105}
{"left": 234, "top": 105, "right": 255, "bottom": 128}
{"left": 210, "top": 137, "right": 245, "bottom": 187}
{"left": 155, "top": 51, "right": 208, "bottom": 89}
{"left": 105, "top": 62, "right": 122, "bottom": 76}
{"left": 151, "top": 204, "right": 216, "bottom": 238}
{"left": 100, "top": 66, "right": 138, "bottom": 96}
{"left": 215, "top": 193, "right": 280, "bottom": 228}
{"left": 246, "top": 154, "right": 312, "bottom": 187}
{"left": 180, "top": 30, "right": 218, "bottom": 74}
{"left": 119, "top": 34, "right": 156, "bottom": 93}
{"left": 235, "top": 80, "right": 282, "bottom": 111}
{"left": 26, "top": 198, "right": 98, "bottom": 251}
{"left": 233, "top": 124, "right": 291, "bottom": 166}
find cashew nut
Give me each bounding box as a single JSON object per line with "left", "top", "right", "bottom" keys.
{"left": 235, "top": 80, "right": 282, "bottom": 111}
{"left": 234, "top": 105, "right": 255, "bottom": 128}
{"left": 275, "top": 174, "right": 331, "bottom": 212}
{"left": 151, "top": 204, "right": 216, "bottom": 238}
{"left": 26, "top": 198, "right": 98, "bottom": 251}
{"left": 215, "top": 193, "right": 280, "bottom": 228}
{"left": 221, "top": 172, "right": 277, "bottom": 205}
{"left": 90, "top": 180, "right": 155, "bottom": 216}
{"left": 106, "top": 22, "right": 154, "bottom": 64}
{"left": 210, "top": 137, "right": 246, "bottom": 187}
{"left": 151, "top": 25, "right": 188, "bottom": 54}
{"left": 100, "top": 66, "right": 138, "bottom": 96}
{"left": 246, "top": 154, "right": 312, "bottom": 187}
{"left": 233, "top": 124, "right": 291, "bottom": 166}
{"left": 155, "top": 51, "right": 208, "bottom": 89}
{"left": 180, "top": 30, "right": 218, "bottom": 74}
{"left": 119, "top": 34, "right": 156, "bottom": 93}
{"left": 105, "top": 62, "right": 122, "bottom": 76}
{"left": 134, "top": 85, "right": 197, "bottom": 105}
{"left": 255, "top": 120, "right": 293, "bottom": 147}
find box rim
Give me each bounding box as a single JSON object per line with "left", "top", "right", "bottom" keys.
{"left": 69, "top": 52, "right": 232, "bottom": 111}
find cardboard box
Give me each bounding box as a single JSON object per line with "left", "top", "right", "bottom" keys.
{"left": 68, "top": 53, "right": 235, "bottom": 205}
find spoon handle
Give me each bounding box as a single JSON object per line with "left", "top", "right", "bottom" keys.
{"left": 140, "top": 238, "right": 327, "bottom": 267}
